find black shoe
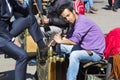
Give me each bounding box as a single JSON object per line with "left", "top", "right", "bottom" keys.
{"left": 86, "top": 10, "right": 96, "bottom": 14}
{"left": 107, "top": 5, "right": 112, "bottom": 10}
{"left": 38, "top": 47, "right": 49, "bottom": 64}
{"left": 113, "top": 8, "right": 118, "bottom": 12}
{"left": 0, "top": 73, "right": 8, "bottom": 80}
{"left": 111, "top": 6, "right": 118, "bottom": 12}
{"left": 90, "top": 7, "right": 98, "bottom": 11}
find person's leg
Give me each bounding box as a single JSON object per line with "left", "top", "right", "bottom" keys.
{"left": 58, "top": 44, "right": 80, "bottom": 54}
{"left": 66, "top": 50, "right": 101, "bottom": 80}
{"left": 10, "top": 17, "right": 29, "bottom": 37}
{"left": 27, "top": 14, "right": 44, "bottom": 43}
{"left": 10, "top": 14, "right": 46, "bottom": 49}
{"left": 88, "top": 0, "right": 94, "bottom": 7}
{"left": 88, "top": 0, "right": 97, "bottom": 11}
{"left": 0, "top": 41, "right": 28, "bottom": 80}
{"left": 84, "top": 0, "right": 97, "bottom": 12}
{"left": 108, "top": 0, "right": 112, "bottom": 7}
{"left": 54, "top": 44, "right": 80, "bottom": 61}
{"left": 113, "top": 0, "right": 119, "bottom": 11}
{"left": 28, "top": 0, "right": 34, "bottom": 13}
{"left": 84, "top": 0, "right": 91, "bottom": 12}
{"left": 119, "top": 0, "right": 120, "bottom": 8}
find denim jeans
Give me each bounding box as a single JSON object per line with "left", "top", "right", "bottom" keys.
{"left": 84, "top": 0, "right": 94, "bottom": 11}
{"left": 59, "top": 44, "right": 101, "bottom": 80}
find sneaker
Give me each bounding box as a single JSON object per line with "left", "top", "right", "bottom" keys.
{"left": 91, "top": 7, "right": 98, "bottom": 11}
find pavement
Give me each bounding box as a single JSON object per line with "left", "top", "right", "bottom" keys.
{"left": 86, "top": 0, "right": 120, "bottom": 34}
{"left": 0, "top": 54, "right": 36, "bottom": 80}
{"left": 0, "top": 0, "right": 120, "bottom": 80}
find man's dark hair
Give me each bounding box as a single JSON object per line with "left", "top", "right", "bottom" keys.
{"left": 57, "top": 2, "right": 74, "bottom": 15}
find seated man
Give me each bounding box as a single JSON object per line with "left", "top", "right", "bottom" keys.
{"left": 52, "top": 2, "right": 105, "bottom": 80}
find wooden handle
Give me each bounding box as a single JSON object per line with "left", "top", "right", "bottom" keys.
{"left": 33, "top": 0, "right": 44, "bottom": 24}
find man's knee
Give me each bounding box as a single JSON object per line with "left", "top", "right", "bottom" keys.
{"left": 18, "top": 52, "right": 28, "bottom": 61}
{"left": 70, "top": 51, "right": 85, "bottom": 61}
{"left": 69, "top": 51, "right": 80, "bottom": 62}
{"left": 28, "top": 14, "right": 36, "bottom": 23}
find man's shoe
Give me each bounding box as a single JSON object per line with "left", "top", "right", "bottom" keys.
{"left": 0, "top": 73, "right": 8, "bottom": 80}
{"left": 91, "top": 7, "right": 98, "bottom": 11}
{"left": 86, "top": 10, "right": 95, "bottom": 14}
{"left": 108, "top": 6, "right": 112, "bottom": 10}
{"left": 113, "top": 8, "right": 118, "bottom": 12}
{"left": 38, "top": 47, "right": 49, "bottom": 64}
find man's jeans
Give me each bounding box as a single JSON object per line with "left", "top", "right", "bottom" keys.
{"left": 84, "top": 0, "right": 94, "bottom": 11}
{"left": 59, "top": 44, "right": 101, "bottom": 80}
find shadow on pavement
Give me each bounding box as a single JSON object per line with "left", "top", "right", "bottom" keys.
{"left": 102, "top": 5, "right": 112, "bottom": 10}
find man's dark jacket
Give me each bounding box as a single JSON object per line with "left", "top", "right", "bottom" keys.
{"left": 0, "top": 0, "right": 29, "bottom": 46}
{"left": 47, "top": 0, "right": 70, "bottom": 28}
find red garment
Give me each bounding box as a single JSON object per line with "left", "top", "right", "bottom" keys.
{"left": 104, "top": 28, "right": 120, "bottom": 59}
{"left": 74, "top": 0, "right": 85, "bottom": 15}
{"left": 112, "top": 0, "right": 115, "bottom": 4}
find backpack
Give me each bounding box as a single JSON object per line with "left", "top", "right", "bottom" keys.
{"left": 74, "top": 0, "right": 85, "bottom": 15}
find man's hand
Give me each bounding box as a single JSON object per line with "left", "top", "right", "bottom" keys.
{"left": 53, "top": 32, "right": 76, "bottom": 45}
{"left": 53, "top": 33, "right": 62, "bottom": 44}
{"left": 48, "top": 40, "right": 56, "bottom": 47}
{"left": 43, "top": 17, "right": 50, "bottom": 24}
